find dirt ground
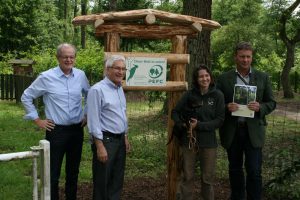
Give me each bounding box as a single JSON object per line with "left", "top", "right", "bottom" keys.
{"left": 62, "top": 176, "right": 231, "bottom": 200}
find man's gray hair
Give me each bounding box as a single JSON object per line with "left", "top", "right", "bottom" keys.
{"left": 105, "top": 55, "right": 126, "bottom": 68}
{"left": 56, "top": 43, "right": 76, "bottom": 57}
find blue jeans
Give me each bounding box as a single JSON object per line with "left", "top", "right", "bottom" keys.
{"left": 227, "top": 126, "right": 262, "bottom": 200}
{"left": 46, "top": 123, "right": 83, "bottom": 200}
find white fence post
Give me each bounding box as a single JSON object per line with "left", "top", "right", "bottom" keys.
{"left": 0, "top": 139, "right": 50, "bottom": 200}
{"left": 39, "top": 140, "right": 50, "bottom": 200}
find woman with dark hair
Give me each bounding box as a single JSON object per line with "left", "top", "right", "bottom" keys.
{"left": 171, "top": 64, "right": 225, "bottom": 200}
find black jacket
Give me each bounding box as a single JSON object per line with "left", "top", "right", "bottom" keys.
{"left": 171, "top": 86, "right": 225, "bottom": 148}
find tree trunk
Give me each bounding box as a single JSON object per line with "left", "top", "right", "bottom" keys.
{"left": 281, "top": 43, "right": 295, "bottom": 98}
{"left": 81, "top": 0, "right": 87, "bottom": 49}
{"left": 183, "top": 0, "right": 212, "bottom": 87}
{"left": 73, "top": 0, "right": 79, "bottom": 46}
{"left": 278, "top": 0, "right": 300, "bottom": 98}
{"left": 63, "top": 0, "right": 68, "bottom": 40}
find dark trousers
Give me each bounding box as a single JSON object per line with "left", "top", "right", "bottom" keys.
{"left": 92, "top": 133, "right": 126, "bottom": 200}
{"left": 227, "top": 125, "right": 262, "bottom": 200}
{"left": 178, "top": 146, "right": 217, "bottom": 200}
{"left": 46, "top": 123, "right": 84, "bottom": 200}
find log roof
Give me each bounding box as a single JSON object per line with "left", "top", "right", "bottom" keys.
{"left": 72, "top": 9, "right": 221, "bottom": 32}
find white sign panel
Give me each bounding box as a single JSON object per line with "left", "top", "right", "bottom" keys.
{"left": 126, "top": 57, "right": 167, "bottom": 86}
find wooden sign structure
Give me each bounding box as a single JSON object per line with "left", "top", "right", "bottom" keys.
{"left": 72, "top": 9, "right": 220, "bottom": 200}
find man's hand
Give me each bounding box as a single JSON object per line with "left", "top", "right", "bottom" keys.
{"left": 228, "top": 102, "right": 239, "bottom": 112}
{"left": 248, "top": 101, "right": 260, "bottom": 112}
{"left": 95, "top": 139, "right": 108, "bottom": 163}
{"left": 34, "top": 118, "right": 55, "bottom": 131}
{"left": 81, "top": 115, "right": 87, "bottom": 127}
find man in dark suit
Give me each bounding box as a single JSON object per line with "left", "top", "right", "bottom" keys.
{"left": 217, "top": 42, "right": 276, "bottom": 200}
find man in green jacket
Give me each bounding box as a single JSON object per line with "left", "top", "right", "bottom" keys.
{"left": 217, "top": 42, "right": 276, "bottom": 200}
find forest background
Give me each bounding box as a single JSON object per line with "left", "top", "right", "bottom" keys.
{"left": 0, "top": 0, "right": 299, "bottom": 98}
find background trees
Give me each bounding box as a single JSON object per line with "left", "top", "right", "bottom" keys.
{"left": 274, "top": 0, "right": 300, "bottom": 98}
{"left": 0, "top": 0, "right": 62, "bottom": 53}
{"left": 0, "top": 0, "right": 299, "bottom": 98}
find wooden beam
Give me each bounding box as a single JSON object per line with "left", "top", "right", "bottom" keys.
{"left": 150, "top": 9, "right": 221, "bottom": 30}
{"left": 96, "top": 24, "right": 198, "bottom": 39}
{"left": 104, "top": 52, "right": 190, "bottom": 64}
{"left": 122, "top": 81, "right": 188, "bottom": 92}
{"left": 72, "top": 9, "right": 153, "bottom": 25}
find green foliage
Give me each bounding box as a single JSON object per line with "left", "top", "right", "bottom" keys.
{"left": 255, "top": 51, "right": 283, "bottom": 72}
{"left": 0, "top": 52, "right": 15, "bottom": 74}
{"left": 15, "top": 43, "right": 105, "bottom": 79}
{"left": 212, "top": 0, "right": 267, "bottom": 68}
{"left": 266, "top": 0, "right": 300, "bottom": 39}
{"left": 117, "top": 0, "right": 155, "bottom": 10}
{"left": 264, "top": 114, "right": 300, "bottom": 199}
{"left": 26, "top": 47, "right": 57, "bottom": 74}
{"left": 76, "top": 43, "right": 105, "bottom": 77}
{"left": 133, "top": 40, "right": 172, "bottom": 53}
{"left": 266, "top": 158, "right": 300, "bottom": 199}
{"left": 155, "top": 0, "right": 183, "bottom": 13}
{"left": 0, "top": 0, "right": 63, "bottom": 53}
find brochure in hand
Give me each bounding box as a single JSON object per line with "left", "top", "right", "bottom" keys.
{"left": 232, "top": 84, "right": 257, "bottom": 118}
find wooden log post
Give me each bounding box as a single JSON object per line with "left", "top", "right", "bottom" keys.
{"left": 167, "top": 35, "right": 187, "bottom": 200}
{"left": 104, "top": 32, "right": 120, "bottom": 52}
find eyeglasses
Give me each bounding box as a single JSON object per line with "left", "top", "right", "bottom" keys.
{"left": 60, "top": 56, "right": 75, "bottom": 60}
{"left": 110, "top": 67, "right": 127, "bottom": 72}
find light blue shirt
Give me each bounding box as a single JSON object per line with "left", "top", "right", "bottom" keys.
{"left": 21, "top": 66, "right": 90, "bottom": 125}
{"left": 87, "top": 77, "right": 128, "bottom": 140}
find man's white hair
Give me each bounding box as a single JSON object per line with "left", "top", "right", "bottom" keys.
{"left": 105, "top": 55, "right": 126, "bottom": 68}
{"left": 56, "top": 43, "right": 76, "bottom": 57}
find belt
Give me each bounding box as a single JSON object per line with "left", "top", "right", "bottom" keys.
{"left": 102, "top": 131, "right": 124, "bottom": 139}
{"left": 55, "top": 122, "right": 82, "bottom": 128}
{"left": 237, "top": 121, "right": 247, "bottom": 128}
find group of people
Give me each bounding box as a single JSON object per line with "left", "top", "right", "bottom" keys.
{"left": 21, "top": 41, "right": 275, "bottom": 200}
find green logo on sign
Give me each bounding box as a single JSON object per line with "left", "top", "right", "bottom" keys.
{"left": 149, "top": 65, "right": 163, "bottom": 78}
{"left": 127, "top": 64, "right": 139, "bottom": 82}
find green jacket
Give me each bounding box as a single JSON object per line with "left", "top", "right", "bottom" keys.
{"left": 171, "top": 86, "right": 225, "bottom": 148}
{"left": 216, "top": 68, "right": 276, "bottom": 149}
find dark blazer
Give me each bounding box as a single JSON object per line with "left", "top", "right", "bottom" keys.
{"left": 216, "top": 68, "right": 276, "bottom": 149}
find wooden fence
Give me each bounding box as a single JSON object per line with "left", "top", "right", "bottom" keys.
{"left": 0, "top": 74, "right": 34, "bottom": 102}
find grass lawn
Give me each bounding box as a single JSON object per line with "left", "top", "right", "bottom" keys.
{"left": 1, "top": 91, "right": 300, "bottom": 199}
{"left": 0, "top": 99, "right": 168, "bottom": 199}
